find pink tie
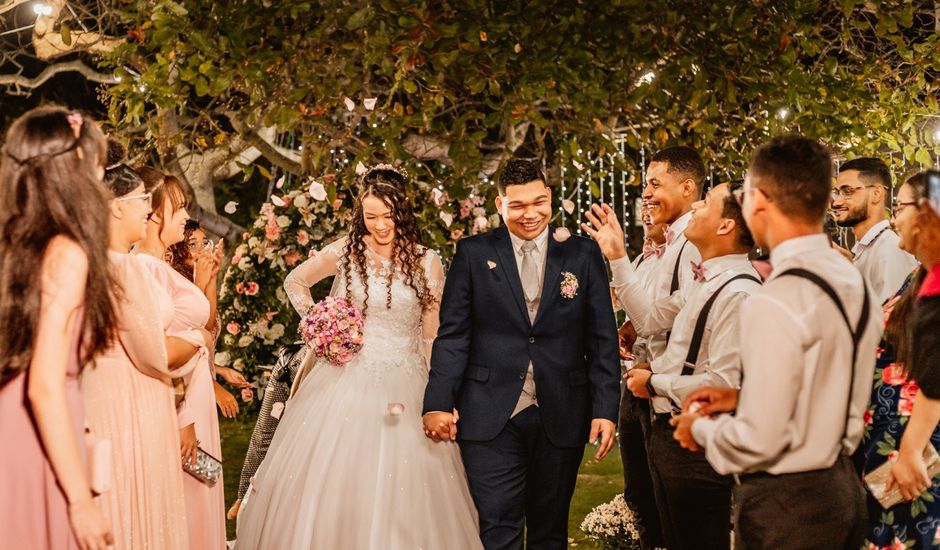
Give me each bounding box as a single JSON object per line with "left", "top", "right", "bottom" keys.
{"left": 643, "top": 243, "right": 665, "bottom": 259}
{"left": 691, "top": 261, "right": 706, "bottom": 283}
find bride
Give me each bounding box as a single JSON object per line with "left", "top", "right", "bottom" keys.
{"left": 234, "top": 166, "right": 482, "bottom": 549}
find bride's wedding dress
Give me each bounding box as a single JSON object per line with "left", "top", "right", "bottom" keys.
{"left": 235, "top": 237, "right": 482, "bottom": 549}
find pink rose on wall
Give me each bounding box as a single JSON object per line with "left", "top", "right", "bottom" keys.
{"left": 240, "top": 388, "right": 254, "bottom": 402}
{"left": 285, "top": 250, "right": 302, "bottom": 266}
{"left": 231, "top": 255, "right": 242, "bottom": 266}
{"left": 899, "top": 398, "right": 914, "bottom": 416}
{"left": 265, "top": 222, "right": 281, "bottom": 241}
{"left": 900, "top": 380, "right": 919, "bottom": 401}
{"left": 296, "top": 230, "right": 310, "bottom": 246}
{"left": 881, "top": 364, "right": 906, "bottom": 386}
{"left": 246, "top": 282, "right": 260, "bottom": 296}
{"left": 226, "top": 322, "right": 241, "bottom": 336}
{"left": 235, "top": 282, "right": 245, "bottom": 294}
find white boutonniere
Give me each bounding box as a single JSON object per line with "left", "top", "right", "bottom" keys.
{"left": 560, "top": 272, "right": 579, "bottom": 299}
{"left": 487, "top": 260, "right": 497, "bottom": 270}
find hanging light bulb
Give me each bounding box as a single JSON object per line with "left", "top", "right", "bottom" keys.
{"left": 33, "top": 3, "right": 54, "bottom": 16}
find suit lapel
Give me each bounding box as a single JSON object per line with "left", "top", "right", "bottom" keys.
{"left": 533, "top": 226, "right": 565, "bottom": 326}
{"left": 491, "top": 227, "right": 531, "bottom": 325}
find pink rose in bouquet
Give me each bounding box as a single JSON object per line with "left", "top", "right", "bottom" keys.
{"left": 299, "top": 296, "right": 365, "bottom": 365}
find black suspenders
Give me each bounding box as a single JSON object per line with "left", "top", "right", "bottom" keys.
{"left": 665, "top": 240, "right": 690, "bottom": 345}
{"left": 776, "top": 268, "right": 872, "bottom": 445}
{"left": 679, "top": 273, "right": 762, "bottom": 376}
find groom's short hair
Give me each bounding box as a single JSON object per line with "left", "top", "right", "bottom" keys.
{"left": 498, "top": 160, "right": 546, "bottom": 195}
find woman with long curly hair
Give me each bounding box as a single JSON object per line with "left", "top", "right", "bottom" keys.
{"left": 0, "top": 106, "right": 117, "bottom": 550}
{"left": 234, "top": 166, "right": 482, "bottom": 550}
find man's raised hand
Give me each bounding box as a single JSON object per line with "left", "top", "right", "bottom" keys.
{"left": 581, "top": 203, "right": 627, "bottom": 261}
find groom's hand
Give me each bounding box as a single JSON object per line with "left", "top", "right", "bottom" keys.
{"left": 422, "top": 411, "right": 457, "bottom": 442}
{"left": 581, "top": 203, "right": 627, "bottom": 261}
{"left": 588, "top": 419, "right": 617, "bottom": 462}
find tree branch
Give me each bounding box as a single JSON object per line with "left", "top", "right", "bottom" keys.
{"left": 243, "top": 128, "right": 303, "bottom": 175}
{"left": 0, "top": 59, "right": 117, "bottom": 89}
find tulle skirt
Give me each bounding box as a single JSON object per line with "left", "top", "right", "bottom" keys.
{"left": 234, "top": 348, "right": 482, "bottom": 550}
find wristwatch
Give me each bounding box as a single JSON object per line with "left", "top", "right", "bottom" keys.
{"left": 645, "top": 375, "right": 657, "bottom": 397}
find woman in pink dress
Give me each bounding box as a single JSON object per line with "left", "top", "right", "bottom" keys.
{"left": 134, "top": 167, "right": 226, "bottom": 550}
{"left": 81, "top": 156, "right": 213, "bottom": 549}
{"left": 0, "top": 107, "right": 117, "bottom": 550}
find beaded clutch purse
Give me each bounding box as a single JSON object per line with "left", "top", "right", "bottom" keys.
{"left": 865, "top": 444, "right": 940, "bottom": 509}
{"left": 183, "top": 447, "right": 223, "bottom": 487}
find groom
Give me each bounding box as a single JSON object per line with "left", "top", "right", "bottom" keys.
{"left": 423, "top": 159, "right": 620, "bottom": 550}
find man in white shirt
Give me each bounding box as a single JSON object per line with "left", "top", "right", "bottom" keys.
{"left": 585, "top": 182, "right": 761, "bottom": 550}
{"left": 580, "top": 145, "right": 703, "bottom": 548}
{"left": 832, "top": 157, "right": 918, "bottom": 304}
{"left": 672, "top": 136, "right": 881, "bottom": 550}
{"left": 615, "top": 213, "right": 667, "bottom": 550}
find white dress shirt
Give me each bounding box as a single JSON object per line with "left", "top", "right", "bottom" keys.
{"left": 647, "top": 254, "right": 761, "bottom": 411}
{"left": 623, "top": 249, "right": 665, "bottom": 365}
{"left": 851, "top": 220, "right": 919, "bottom": 305}
{"left": 692, "top": 235, "right": 880, "bottom": 475}
{"left": 609, "top": 211, "right": 701, "bottom": 411}
{"left": 508, "top": 227, "right": 549, "bottom": 416}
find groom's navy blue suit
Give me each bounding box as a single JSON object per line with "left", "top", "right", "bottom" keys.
{"left": 423, "top": 225, "right": 620, "bottom": 550}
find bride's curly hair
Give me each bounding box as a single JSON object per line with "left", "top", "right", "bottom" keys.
{"left": 340, "top": 167, "right": 434, "bottom": 316}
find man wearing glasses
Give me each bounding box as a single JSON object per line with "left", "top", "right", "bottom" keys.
{"left": 831, "top": 157, "right": 918, "bottom": 305}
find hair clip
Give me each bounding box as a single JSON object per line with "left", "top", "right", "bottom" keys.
{"left": 66, "top": 113, "right": 84, "bottom": 139}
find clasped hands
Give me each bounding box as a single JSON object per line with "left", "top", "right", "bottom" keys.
{"left": 668, "top": 387, "right": 739, "bottom": 452}
{"left": 421, "top": 410, "right": 617, "bottom": 462}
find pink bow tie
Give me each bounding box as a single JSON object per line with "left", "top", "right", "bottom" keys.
{"left": 691, "top": 261, "right": 706, "bottom": 283}
{"left": 642, "top": 243, "right": 665, "bottom": 259}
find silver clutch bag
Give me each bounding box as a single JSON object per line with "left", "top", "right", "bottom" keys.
{"left": 183, "top": 447, "right": 222, "bottom": 487}
{"left": 864, "top": 444, "right": 940, "bottom": 509}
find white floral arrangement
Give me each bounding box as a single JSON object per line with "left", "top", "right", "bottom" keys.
{"left": 579, "top": 494, "right": 641, "bottom": 550}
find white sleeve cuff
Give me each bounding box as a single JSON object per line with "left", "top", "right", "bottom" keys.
{"left": 691, "top": 416, "right": 718, "bottom": 446}
{"left": 610, "top": 255, "right": 636, "bottom": 286}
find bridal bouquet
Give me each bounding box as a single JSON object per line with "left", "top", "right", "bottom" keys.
{"left": 299, "top": 297, "right": 365, "bottom": 365}
{"left": 579, "top": 494, "right": 640, "bottom": 549}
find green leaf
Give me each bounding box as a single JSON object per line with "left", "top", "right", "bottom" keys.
{"left": 346, "top": 7, "right": 374, "bottom": 31}
{"left": 60, "top": 25, "right": 72, "bottom": 46}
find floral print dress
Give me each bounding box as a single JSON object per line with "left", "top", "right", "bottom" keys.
{"left": 863, "top": 276, "right": 940, "bottom": 549}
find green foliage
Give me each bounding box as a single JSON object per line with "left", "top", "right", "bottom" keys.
{"left": 98, "top": 0, "right": 940, "bottom": 380}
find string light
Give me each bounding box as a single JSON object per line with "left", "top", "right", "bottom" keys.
{"left": 33, "top": 3, "right": 54, "bottom": 16}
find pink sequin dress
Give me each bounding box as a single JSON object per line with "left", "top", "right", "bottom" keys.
{"left": 81, "top": 252, "right": 190, "bottom": 549}
{"left": 0, "top": 312, "right": 85, "bottom": 549}
{"left": 137, "top": 253, "right": 225, "bottom": 550}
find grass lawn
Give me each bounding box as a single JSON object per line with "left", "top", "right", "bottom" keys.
{"left": 221, "top": 418, "right": 624, "bottom": 548}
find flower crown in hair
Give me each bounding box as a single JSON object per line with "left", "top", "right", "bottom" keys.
{"left": 2, "top": 112, "right": 85, "bottom": 166}
{"left": 355, "top": 160, "right": 406, "bottom": 179}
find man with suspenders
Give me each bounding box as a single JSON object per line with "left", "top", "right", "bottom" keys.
{"left": 584, "top": 181, "right": 761, "bottom": 550}
{"left": 672, "top": 136, "right": 881, "bottom": 549}
{"left": 830, "top": 157, "right": 918, "bottom": 304}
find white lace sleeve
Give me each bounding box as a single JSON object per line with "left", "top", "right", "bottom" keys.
{"left": 283, "top": 238, "right": 345, "bottom": 315}
{"left": 420, "top": 249, "right": 445, "bottom": 370}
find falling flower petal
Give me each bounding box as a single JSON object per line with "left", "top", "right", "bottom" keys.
{"left": 431, "top": 188, "right": 445, "bottom": 206}
{"left": 487, "top": 260, "right": 497, "bottom": 269}
{"left": 355, "top": 161, "right": 368, "bottom": 176}
{"left": 275, "top": 175, "right": 285, "bottom": 189}
{"left": 224, "top": 201, "right": 239, "bottom": 214}
{"left": 553, "top": 227, "right": 571, "bottom": 242}
{"left": 562, "top": 199, "right": 575, "bottom": 215}
{"left": 343, "top": 96, "right": 355, "bottom": 111}
{"left": 387, "top": 402, "right": 405, "bottom": 416}
{"left": 270, "top": 195, "right": 286, "bottom": 207}
{"left": 440, "top": 211, "right": 454, "bottom": 228}
{"left": 363, "top": 98, "right": 377, "bottom": 110}
{"left": 573, "top": 160, "right": 584, "bottom": 171}
{"left": 270, "top": 402, "right": 285, "bottom": 419}
{"left": 309, "top": 180, "right": 328, "bottom": 201}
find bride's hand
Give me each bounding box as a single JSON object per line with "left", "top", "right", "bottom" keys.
{"left": 422, "top": 411, "right": 457, "bottom": 442}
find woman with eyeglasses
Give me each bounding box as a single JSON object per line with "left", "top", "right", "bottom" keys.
{"left": 167, "top": 219, "right": 251, "bottom": 419}
{"left": 133, "top": 167, "right": 226, "bottom": 550}
{"left": 858, "top": 171, "right": 939, "bottom": 548}
{"left": 0, "top": 107, "right": 116, "bottom": 550}
{"left": 80, "top": 143, "right": 207, "bottom": 549}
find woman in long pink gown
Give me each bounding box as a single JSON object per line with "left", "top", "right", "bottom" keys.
{"left": 81, "top": 160, "right": 200, "bottom": 549}
{"left": 135, "top": 168, "right": 226, "bottom": 550}
{"left": 0, "top": 108, "right": 118, "bottom": 550}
